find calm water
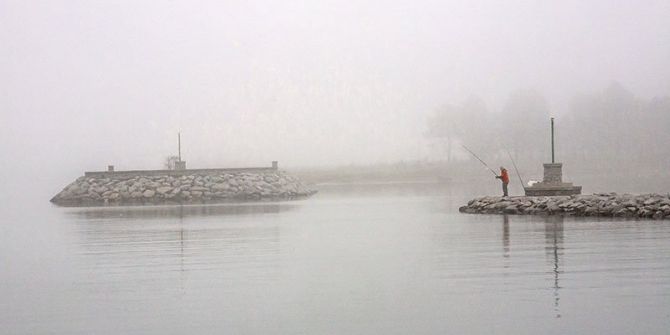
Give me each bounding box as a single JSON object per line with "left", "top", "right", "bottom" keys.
{"left": 1, "top": 184, "right": 669, "bottom": 334}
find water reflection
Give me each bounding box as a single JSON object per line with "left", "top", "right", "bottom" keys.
{"left": 502, "top": 215, "right": 510, "bottom": 258}
{"left": 497, "top": 214, "right": 564, "bottom": 318}
{"left": 66, "top": 203, "right": 289, "bottom": 295}
{"left": 4, "top": 194, "right": 670, "bottom": 334}
{"left": 544, "top": 216, "right": 564, "bottom": 319}
{"left": 316, "top": 181, "right": 453, "bottom": 198}
{"left": 66, "top": 202, "right": 298, "bottom": 220}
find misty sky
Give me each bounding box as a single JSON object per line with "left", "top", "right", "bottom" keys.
{"left": 2, "top": 0, "right": 669, "bottom": 184}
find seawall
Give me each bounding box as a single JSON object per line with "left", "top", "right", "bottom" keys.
{"left": 459, "top": 193, "right": 670, "bottom": 220}
{"left": 51, "top": 167, "right": 317, "bottom": 207}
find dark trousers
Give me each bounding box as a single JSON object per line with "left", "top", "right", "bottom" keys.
{"left": 502, "top": 182, "right": 509, "bottom": 197}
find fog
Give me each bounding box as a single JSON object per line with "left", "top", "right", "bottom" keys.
{"left": 2, "top": 0, "right": 669, "bottom": 193}
{"left": 3, "top": 3, "right": 670, "bottom": 334}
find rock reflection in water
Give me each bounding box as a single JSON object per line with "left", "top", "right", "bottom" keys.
{"left": 66, "top": 203, "right": 294, "bottom": 297}
{"left": 67, "top": 202, "right": 298, "bottom": 220}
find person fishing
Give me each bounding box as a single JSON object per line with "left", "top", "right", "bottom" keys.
{"left": 496, "top": 167, "right": 510, "bottom": 197}
{"left": 462, "top": 145, "right": 520, "bottom": 198}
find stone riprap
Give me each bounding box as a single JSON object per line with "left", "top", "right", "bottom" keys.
{"left": 459, "top": 193, "right": 670, "bottom": 220}
{"left": 51, "top": 171, "right": 317, "bottom": 207}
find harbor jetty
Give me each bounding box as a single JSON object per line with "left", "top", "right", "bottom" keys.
{"left": 50, "top": 161, "right": 317, "bottom": 207}
{"left": 459, "top": 193, "right": 670, "bottom": 220}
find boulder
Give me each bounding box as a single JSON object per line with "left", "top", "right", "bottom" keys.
{"left": 212, "top": 183, "right": 229, "bottom": 191}
{"left": 644, "top": 198, "right": 659, "bottom": 206}
{"left": 190, "top": 186, "right": 209, "bottom": 192}
{"left": 156, "top": 186, "right": 173, "bottom": 194}
{"left": 503, "top": 205, "right": 518, "bottom": 214}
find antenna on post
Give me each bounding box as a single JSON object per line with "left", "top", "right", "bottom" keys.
{"left": 178, "top": 131, "right": 181, "bottom": 162}
{"left": 551, "top": 117, "right": 555, "bottom": 163}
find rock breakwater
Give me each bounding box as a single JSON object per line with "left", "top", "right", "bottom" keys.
{"left": 51, "top": 170, "right": 317, "bottom": 207}
{"left": 459, "top": 193, "right": 670, "bottom": 220}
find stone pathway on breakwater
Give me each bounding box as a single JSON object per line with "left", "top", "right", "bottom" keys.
{"left": 51, "top": 171, "right": 317, "bottom": 207}
{"left": 459, "top": 193, "right": 670, "bottom": 220}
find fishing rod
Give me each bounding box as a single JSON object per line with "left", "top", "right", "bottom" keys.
{"left": 506, "top": 149, "right": 525, "bottom": 187}
{"left": 461, "top": 145, "right": 498, "bottom": 176}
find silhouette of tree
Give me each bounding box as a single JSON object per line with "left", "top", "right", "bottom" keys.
{"left": 426, "top": 104, "right": 462, "bottom": 162}
{"left": 426, "top": 97, "right": 493, "bottom": 163}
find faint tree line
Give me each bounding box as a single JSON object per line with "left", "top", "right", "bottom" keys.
{"left": 426, "top": 90, "right": 549, "bottom": 169}
{"left": 427, "top": 83, "right": 670, "bottom": 177}
{"left": 562, "top": 83, "right": 670, "bottom": 175}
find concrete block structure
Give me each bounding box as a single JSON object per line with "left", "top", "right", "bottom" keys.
{"left": 542, "top": 163, "right": 562, "bottom": 183}
{"left": 524, "top": 118, "right": 582, "bottom": 196}
{"left": 524, "top": 163, "right": 581, "bottom": 196}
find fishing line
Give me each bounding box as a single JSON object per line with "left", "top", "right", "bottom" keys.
{"left": 461, "top": 145, "right": 498, "bottom": 176}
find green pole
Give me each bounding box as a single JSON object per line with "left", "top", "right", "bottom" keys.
{"left": 551, "top": 117, "right": 555, "bottom": 163}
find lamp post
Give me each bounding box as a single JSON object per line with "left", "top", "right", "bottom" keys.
{"left": 551, "top": 117, "right": 555, "bottom": 164}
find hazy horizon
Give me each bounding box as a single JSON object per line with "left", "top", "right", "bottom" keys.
{"left": 3, "top": 3, "right": 670, "bottom": 333}
{"left": 3, "top": 1, "right": 669, "bottom": 188}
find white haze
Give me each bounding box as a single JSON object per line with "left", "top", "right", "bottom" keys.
{"left": 1, "top": 0, "right": 669, "bottom": 191}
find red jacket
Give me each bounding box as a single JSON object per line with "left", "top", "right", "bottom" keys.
{"left": 500, "top": 169, "right": 510, "bottom": 184}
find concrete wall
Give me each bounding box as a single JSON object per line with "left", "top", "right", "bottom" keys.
{"left": 84, "top": 162, "right": 279, "bottom": 178}
{"left": 543, "top": 163, "right": 563, "bottom": 184}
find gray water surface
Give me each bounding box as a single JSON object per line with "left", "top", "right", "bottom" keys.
{"left": 1, "top": 186, "right": 669, "bottom": 334}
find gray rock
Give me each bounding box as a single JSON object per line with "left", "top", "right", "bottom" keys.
{"left": 547, "top": 204, "right": 561, "bottom": 212}
{"left": 212, "top": 183, "right": 229, "bottom": 191}
{"left": 72, "top": 185, "right": 86, "bottom": 195}
{"left": 156, "top": 186, "right": 172, "bottom": 194}
{"left": 190, "top": 186, "right": 208, "bottom": 192}
{"left": 644, "top": 198, "right": 659, "bottom": 205}
{"left": 503, "top": 205, "right": 518, "bottom": 214}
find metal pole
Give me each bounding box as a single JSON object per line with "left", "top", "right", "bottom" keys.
{"left": 178, "top": 132, "right": 181, "bottom": 162}
{"left": 551, "top": 117, "right": 555, "bottom": 163}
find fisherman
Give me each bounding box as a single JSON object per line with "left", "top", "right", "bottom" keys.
{"left": 496, "top": 166, "right": 510, "bottom": 197}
